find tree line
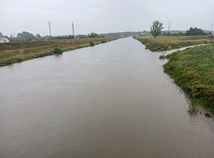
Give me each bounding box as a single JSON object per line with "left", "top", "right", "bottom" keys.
{"left": 4, "top": 32, "right": 103, "bottom": 42}
{"left": 150, "top": 21, "right": 212, "bottom": 38}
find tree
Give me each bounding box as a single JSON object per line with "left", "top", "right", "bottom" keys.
{"left": 17, "top": 31, "right": 36, "bottom": 41}
{"left": 150, "top": 21, "right": 164, "bottom": 38}
{"left": 88, "top": 33, "right": 99, "bottom": 38}
{"left": 208, "top": 32, "right": 214, "bottom": 39}
{"left": 185, "top": 27, "right": 206, "bottom": 36}
{"left": 35, "top": 34, "right": 42, "bottom": 40}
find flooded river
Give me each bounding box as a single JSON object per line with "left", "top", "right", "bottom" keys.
{"left": 0, "top": 38, "right": 214, "bottom": 158}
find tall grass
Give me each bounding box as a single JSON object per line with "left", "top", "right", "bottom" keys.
{"left": 164, "top": 44, "right": 214, "bottom": 113}
{"left": 0, "top": 38, "right": 115, "bottom": 66}
{"left": 134, "top": 36, "right": 214, "bottom": 51}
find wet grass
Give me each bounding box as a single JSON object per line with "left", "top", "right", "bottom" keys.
{"left": 134, "top": 36, "right": 214, "bottom": 51}
{"left": 159, "top": 55, "right": 166, "bottom": 59}
{"left": 164, "top": 44, "right": 214, "bottom": 113}
{"left": 90, "top": 42, "right": 95, "bottom": 46}
{"left": 0, "top": 38, "right": 115, "bottom": 66}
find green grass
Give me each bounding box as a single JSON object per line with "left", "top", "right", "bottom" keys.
{"left": 134, "top": 36, "right": 214, "bottom": 51}
{"left": 0, "top": 38, "right": 115, "bottom": 66}
{"left": 101, "top": 40, "right": 107, "bottom": 43}
{"left": 164, "top": 44, "right": 214, "bottom": 113}
{"left": 159, "top": 55, "right": 166, "bottom": 59}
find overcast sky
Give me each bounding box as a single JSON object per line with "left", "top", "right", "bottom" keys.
{"left": 1, "top": 0, "right": 214, "bottom": 36}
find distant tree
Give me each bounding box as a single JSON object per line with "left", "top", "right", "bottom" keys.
{"left": 185, "top": 27, "right": 206, "bottom": 36}
{"left": 53, "top": 35, "right": 74, "bottom": 40}
{"left": 162, "top": 31, "right": 169, "bottom": 36}
{"left": 175, "top": 32, "right": 184, "bottom": 36}
{"left": 208, "top": 32, "right": 214, "bottom": 39}
{"left": 78, "top": 35, "right": 88, "bottom": 38}
{"left": 0, "top": 32, "right": 2, "bottom": 36}
{"left": 17, "top": 31, "right": 36, "bottom": 41}
{"left": 150, "top": 21, "right": 164, "bottom": 38}
{"left": 8, "top": 34, "right": 16, "bottom": 41}
{"left": 88, "top": 33, "right": 99, "bottom": 38}
{"left": 35, "top": 34, "right": 42, "bottom": 40}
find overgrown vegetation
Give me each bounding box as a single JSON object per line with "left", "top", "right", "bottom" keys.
{"left": 134, "top": 36, "right": 214, "bottom": 51}
{"left": 164, "top": 44, "right": 214, "bottom": 113}
{"left": 53, "top": 48, "right": 63, "bottom": 54}
{"left": 101, "top": 40, "right": 107, "bottom": 43}
{"left": 0, "top": 38, "right": 115, "bottom": 66}
{"left": 90, "top": 42, "right": 95, "bottom": 46}
{"left": 159, "top": 55, "right": 166, "bottom": 59}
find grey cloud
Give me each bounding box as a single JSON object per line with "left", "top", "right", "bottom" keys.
{"left": 1, "top": 0, "right": 214, "bottom": 35}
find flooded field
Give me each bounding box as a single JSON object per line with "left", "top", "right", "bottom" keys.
{"left": 0, "top": 38, "right": 214, "bottom": 158}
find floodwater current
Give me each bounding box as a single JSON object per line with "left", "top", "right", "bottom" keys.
{"left": 0, "top": 38, "right": 214, "bottom": 158}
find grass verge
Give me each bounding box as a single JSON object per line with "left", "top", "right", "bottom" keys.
{"left": 134, "top": 36, "right": 214, "bottom": 51}
{"left": 0, "top": 38, "right": 116, "bottom": 66}
{"left": 164, "top": 44, "right": 214, "bottom": 113}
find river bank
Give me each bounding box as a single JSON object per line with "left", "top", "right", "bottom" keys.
{"left": 0, "top": 38, "right": 116, "bottom": 66}
{"left": 135, "top": 36, "right": 214, "bottom": 114}
{"left": 134, "top": 36, "right": 213, "bottom": 51}
{"left": 164, "top": 44, "right": 214, "bottom": 114}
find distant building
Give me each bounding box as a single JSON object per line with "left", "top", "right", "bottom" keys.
{"left": 0, "top": 36, "right": 10, "bottom": 43}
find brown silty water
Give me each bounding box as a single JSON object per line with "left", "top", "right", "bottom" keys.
{"left": 0, "top": 38, "right": 214, "bottom": 158}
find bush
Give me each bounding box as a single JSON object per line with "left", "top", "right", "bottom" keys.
{"left": 53, "top": 47, "right": 63, "bottom": 54}
{"left": 90, "top": 42, "right": 95, "bottom": 46}
{"left": 101, "top": 40, "right": 107, "bottom": 43}
{"left": 159, "top": 55, "right": 166, "bottom": 59}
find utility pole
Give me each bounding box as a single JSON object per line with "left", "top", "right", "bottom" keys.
{"left": 211, "top": 24, "right": 214, "bottom": 34}
{"left": 72, "top": 22, "right": 75, "bottom": 36}
{"left": 168, "top": 22, "right": 171, "bottom": 36}
{"left": 48, "top": 21, "right": 52, "bottom": 37}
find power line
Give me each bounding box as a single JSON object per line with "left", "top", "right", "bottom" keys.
{"left": 168, "top": 22, "right": 171, "bottom": 36}
{"left": 72, "top": 22, "right": 75, "bottom": 36}
{"left": 48, "top": 21, "right": 52, "bottom": 37}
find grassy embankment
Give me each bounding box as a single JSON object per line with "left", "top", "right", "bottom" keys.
{"left": 135, "top": 36, "right": 214, "bottom": 113}
{"left": 134, "top": 36, "right": 213, "bottom": 51}
{"left": 164, "top": 45, "right": 214, "bottom": 113}
{"left": 0, "top": 38, "right": 115, "bottom": 66}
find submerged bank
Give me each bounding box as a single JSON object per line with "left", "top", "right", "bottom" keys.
{"left": 0, "top": 38, "right": 116, "bottom": 67}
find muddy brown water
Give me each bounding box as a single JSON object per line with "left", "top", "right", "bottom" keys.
{"left": 0, "top": 38, "right": 214, "bottom": 158}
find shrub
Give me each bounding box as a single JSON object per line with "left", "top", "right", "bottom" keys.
{"left": 90, "top": 42, "right": 95, "bottom": 46}
{"left": 159, "top": 55, "right": 166, "bottom": 59}
{"left": 101, "top": 40, "right": 107, "bottom": 43}
{"left": 53, "top": 47, "right": 63, "bottom": 54}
